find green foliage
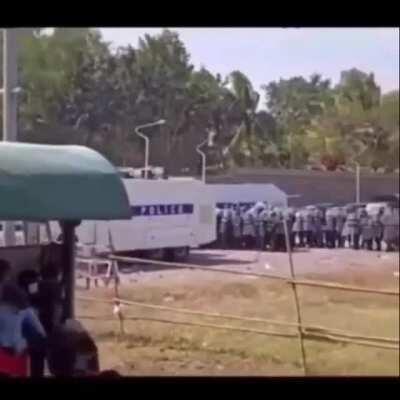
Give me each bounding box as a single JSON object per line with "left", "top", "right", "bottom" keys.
{"left": 1, "top": 28, "right": 398, "bottom": 173}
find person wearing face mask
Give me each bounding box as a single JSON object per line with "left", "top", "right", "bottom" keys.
{"left": 0, "top": 261, "right": 46, "bottom": 377}
{"left": 231, "top": 205, "right": 243, "bottom": 249}
{"left": 17, "top": 269, "right": 47, "bottom": 377}
{"left": 0, "top": 282, "right": 30, "bottom": 377}
{"left": 36, "top": 263, "right": 63, "bottom": 335}
{"left": 17, "top": 270, "right": 40, "bottom": 307}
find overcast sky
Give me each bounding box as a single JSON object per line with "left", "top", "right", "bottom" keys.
{"left": 100, "top": 28, "right": 399, "bottom": 100}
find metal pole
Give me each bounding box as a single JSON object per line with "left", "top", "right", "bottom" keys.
{"left": 283, "top": 216, "right": 308, "bottom": 376}
{"left": 355, "top": 163, "right": 361, "bottom": 203}
{"left": 135, "top": 127, "right": 149, "bottom": 178}
{"left": 141, "top": 133, "right": 150, "bottom": 179}
{"left": 2, "top": 29, "right": 18, "bottom": 142}
{"left": 196, "top": 140, "right": 207, "bottom": 183}
{"left": 61, "top": 221, "right": 79, "bottom": 321}
{"left": 134, "top": 120, "right": 166, "bottom": 179}
{"left": 2, "top": 29, "right": 18, "bottom": 247}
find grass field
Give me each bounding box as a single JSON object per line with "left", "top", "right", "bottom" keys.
{"left": 76, "top": 253, "right": 399, "bottom": 376}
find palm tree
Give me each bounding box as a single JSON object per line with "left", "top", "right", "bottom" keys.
{"left": 222, "top": 71, "right": 261, "bottom": 166}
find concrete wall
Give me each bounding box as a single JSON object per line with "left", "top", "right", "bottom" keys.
{"left": 205, "top": 168, "right": 399, "bottom": 207}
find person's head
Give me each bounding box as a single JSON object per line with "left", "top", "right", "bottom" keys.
{"left": 0, "top": 259, "right": 11, "bottom": 285}
{"left": 17, "top": 269, "right": 39, "bottom": 295}
{"left": 1, "top": 283, "right": 29, "bottom": 309}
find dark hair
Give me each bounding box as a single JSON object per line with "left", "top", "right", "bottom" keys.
{"left": 17, "top": 269, "right": 39, "bottom": 289}
{"left": 0, "top": 259, "right": 11, "bottom": 283}
{"left": 1, "top": 284, "right": 29, "bottom": 309}
{"left": 47, "top": 323, "right": 99, "bottom": 377}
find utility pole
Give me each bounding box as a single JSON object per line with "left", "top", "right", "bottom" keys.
{"left": 134, "top": 119, "right": 166, "bottom": 179}
{"left": 355, "top": 162, "right": 361, "bottom": 203}
{"left": 196, "top": 139, "right": 207, "bottom": 183}
{"left": 2, "top": 29, "right": 18, "bottom": 246}
{"left": 2, "top": 29, "right": 18, "bottom": 141}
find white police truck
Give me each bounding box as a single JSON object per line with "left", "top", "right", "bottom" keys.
{"left": 50, "top": 169, "right": 216, "bottom": 262}
{"left": 0, "top": 221, "right": 26, "bottom": 246}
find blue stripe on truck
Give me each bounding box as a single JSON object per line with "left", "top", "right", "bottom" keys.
{"left": 131, "top": 204, "right": 194, "bottom": 217}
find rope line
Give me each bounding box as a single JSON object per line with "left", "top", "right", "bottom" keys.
{"left": 77, "top": 313, "right": 399, "bottom": 351}
{"left": 77, "top": 295, "right": 399, "bottom": 345}
{"left": 109, "top": 255, "right": 399, "bottom": 296}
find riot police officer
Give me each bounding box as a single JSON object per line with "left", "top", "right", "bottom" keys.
{"left": 371, "top": 208, "right": 384, "bottom": 251}
{"left": 226, "top": 206, "right": 235, "bottom": 249}
{"left": 215, "top": 208, "right": 223, "bottom": 248}
{"left": 285, "top": 208, "right": 296, "bottom": 248}
{"left": 359, "top": 209, "right": 373, "bottom": 250}
{"left": 219, "top": 207, "right": 231, "bottom": 249}
{"left": 265, "top": 210, "right": 276, "bottom": 250}
{"left": 257, "top": 206, "right": 268, "bottom": 251}
{"left": 303, "top": 208, "right": 315, "bottom": 248}
{"left": 324, "top": 208, "right": 336, "bottom": 249}
{"left": 335, "top": 207, "right": 346, "bottom": 248}
{"left": 231, "top": 205, "right": 242, "bottom": 249}
{"left": 292, "top": 210, "right": 305, "bottom": 247}
{"left": 271, "top": 213, "right": 287, "bottom": 252}
{"left": 313, "top": 208, "right": 324, "bottom": 248}
{"left": 382, "top": 205, "right": 399, "bottom": 252}
{"left": 343, "top": 208, "right": 360, "bottom": 250}
{"left": 242, "top": 210, "right": 256, "bottom": 249}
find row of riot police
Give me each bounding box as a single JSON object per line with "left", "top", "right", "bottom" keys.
{"left": 215, "top": 203, "right": 294, "bottom": 252}
{"left": 214, "top": 202, "right": 399, "bottom": 252}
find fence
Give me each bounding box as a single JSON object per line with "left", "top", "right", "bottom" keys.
{"left": 76, "top": 227, "right": 399, "bottom": 375}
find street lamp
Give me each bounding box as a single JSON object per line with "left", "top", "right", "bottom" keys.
{"left": 196, "top": 139, "right": 208, "bottom": 183}
{"left": 196, "top": 129, "right": 217, "bottom": 183}
{"left": 135, "top": 119, "right": 166, "bottom": 179}
{"left": 355, "top": 162, "right": 361, "bottom": 203}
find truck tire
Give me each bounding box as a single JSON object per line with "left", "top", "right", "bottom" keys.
{"left": 165, "top": 247, "right": 189, "bottom": 263}
{"left": 147, "top": 248, "right": 166, "bottom": 261}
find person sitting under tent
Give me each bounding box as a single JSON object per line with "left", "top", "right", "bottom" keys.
{"left": 0, "top": 260, "right": 47, "bottom": 377}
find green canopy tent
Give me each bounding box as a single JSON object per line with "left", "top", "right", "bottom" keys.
{"left": 0, "top": 142, "right": 131, "bottom": 319}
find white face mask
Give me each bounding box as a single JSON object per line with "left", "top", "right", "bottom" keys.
{"left": 28, "top": 282, "right": 39, "bottom": 294}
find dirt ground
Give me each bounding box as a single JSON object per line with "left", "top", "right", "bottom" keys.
{"left": 76, "top": 248, "right": 399, "bottom": 376}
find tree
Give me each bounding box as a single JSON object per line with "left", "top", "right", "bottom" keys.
{"left": 132, "top": 30, "right": 196, "bottom": 170}
{"left": 379, "top": 90, "right": 399, "bottom": 171}
{"left": 336, "top": 68, "right": 381, "bottom": 111}
{"left": 18, "top": 28, "right": 92, "bottom": 128}
{"left": 18, "top": 28, "right": 125, "bottom": 162}
{"left": 262, "top": 74, "right": 334, "bottom": 168}
{"left": 2, "top": 27, "right": 397, "bottom": 174}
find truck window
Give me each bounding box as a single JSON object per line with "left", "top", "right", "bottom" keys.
{"left": 14, "top": 224, "right": 23, "bottom": 232}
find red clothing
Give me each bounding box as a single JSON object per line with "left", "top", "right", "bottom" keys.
{"left": 0, "top": 348, "right": 30, "bottom": 377}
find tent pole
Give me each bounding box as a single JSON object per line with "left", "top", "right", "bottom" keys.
{"left": 61, "top": 220, "right": 80, "bottom": 321}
